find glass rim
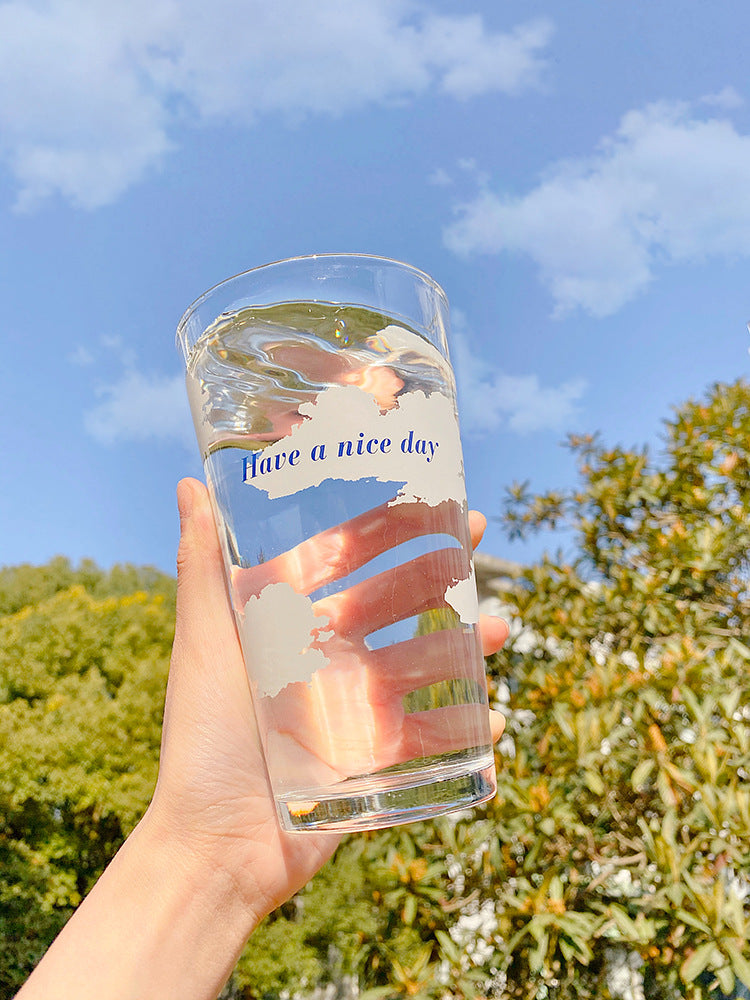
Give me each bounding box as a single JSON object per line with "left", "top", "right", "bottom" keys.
{"left": 175, "top": 252, "right": 449, "bottom": 347}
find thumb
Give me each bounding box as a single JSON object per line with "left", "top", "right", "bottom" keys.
{"left": 160, "top": 478, "right": 250, "bottom": 762}
{"left": 172, "top": 478, "right": 238, "bottom": 672}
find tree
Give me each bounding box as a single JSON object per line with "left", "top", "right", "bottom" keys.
{"left": 6, "top": 379, "right": 750, "bottom": 1000}
{"left": 0, "top": 560, "right": 175, "bottom": 997}
{"left": 225, "top": 379, "right": 750, "bottom": 1000}
{"left": 477, "top": 378, "right": 750, "bottom": 999}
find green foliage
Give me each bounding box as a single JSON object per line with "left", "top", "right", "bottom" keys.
{"left": 0, "top": 560, "right": 175, "bottom": 998}
{"left": 231, "top": 818, "right": 507, "bottom": 1000}
{"left": 233, "top": 846, "right": 380, "bottom": 998}
{"left": 7, "top": 380, "right": 750, "bottom": 1000}
{"left": 227, "top": 379, "right": 750, "bottom": 999}
{"left": 480, "top": 378, "right": 750, "bottom": 999}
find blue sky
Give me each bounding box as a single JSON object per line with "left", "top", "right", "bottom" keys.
{"left": 1, "top": 0, "right": 749, "bottom": 573}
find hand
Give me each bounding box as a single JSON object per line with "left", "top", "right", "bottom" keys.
{"left": 17, "top": 477, "right": 508, "bottom": 1000}
{"left": 234, "top": 497, "right": 503, "bottom": 793}
{"left": 150, "top": 478, "right": 509, "bottom": 923}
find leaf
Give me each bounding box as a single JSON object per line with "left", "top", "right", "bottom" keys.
{"left": 728, "top": 637, "right": 750, "bottom": 661}
{"left": 528, "top": 928, "right": 549, "bottom": 974}
{"left": 661, "top": 809, "right": 678, "bottom": 845}
{"left": 676, "top": 909, "right": 711, "bottom": 934}
{"left": 631, "top": 758, "right": 655, "bottom": 789}
{"left": 681, "top": 685, "right": 704, "bottom": 723}
{"left": 559, "top": 938, "right": 577, "bottom": 962}
{"left": 409, "top": 942, "right": 435, "bottom": 978}
{"left": 436, "top": 930, "right": 461, "bottom": 967}
{"left": 609, "top": 905, "right": 639, "bottom": 941}
{"left": 716, "top": 965, "right": 736, "bottom": 995}
{"left": 583, "top": 769, "right": 605, "bottom": 795}
{"left": 680, "top": 942, "right": 715, "bottom": 983}
{"left": 656, "top": 768, "right": 678, "bottom": 808}
{"left": 720, "top": 688, "right": 742, "bottom": 719}
{"left": 553, "top": 704, "right": 575, "bottom": 741}
{"left": 725, "top": 941, "right": 750, "bottom": 990}
{"left": 663, "top": 762, "right": 697, "bottom": 793}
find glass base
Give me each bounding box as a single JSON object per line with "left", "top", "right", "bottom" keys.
{"left": 276, "top": 752, "right": 496, "bottom": 833}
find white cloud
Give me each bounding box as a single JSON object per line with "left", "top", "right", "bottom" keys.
{"left": 0, "top": 0, "right": 174, "bottom": 210}
{"left": 415, "top": 14, "right": 552, "bottom": 100}
{"left": 0, "top": 0, "right": 552, "bottom": 210}
{"left": 452, "top": 327, "right": 586, "bottom": 434}
{"left": 84, "top": 368, "right": 193, "bottom": 448}
{"left": 68, "top": 345, "right": 94, "bottom": 367}
{"left": 428, "top": 167, "right": 452, "bottom": 187}
{"left": 700, "top": 86, "right": 744, "bottom": 110}
{"left": 444, "top": 98, "right": 750, "bottom": 317}
{"left": 83, "top": 340, "right": 580, "bottom": 451}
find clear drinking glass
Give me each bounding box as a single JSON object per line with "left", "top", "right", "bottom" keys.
{"left": 176, "top": 254, "right": 496, "bottom": 832}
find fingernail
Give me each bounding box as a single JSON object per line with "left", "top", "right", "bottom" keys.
{"left": 487, "top": 614, "right": 509, "bottom": 628}
{"left": 489, "top": 709, "right": 506, "bottom": 742}
{"left": 177, "top": 479, "right": 195, "bottom": 525}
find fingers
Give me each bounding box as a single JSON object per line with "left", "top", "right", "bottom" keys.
{"left": 155, "top": 479, "right": 250, "bottom": 797}
{"left": 231, "top": 499, "right": 469, "bottom": 606}
{"left": 363, "top": 630, "right": 485, "bottom": 699}
{"left": 315, "top": 547, "right": 472, "bottom": 639}
{"left": 174, "top": 479, "right": 234, "bottom": 648}
{"left": 170, "top": 479, "right": 247, "bottom": 703}
{"left": 468, "top": 510, "right": 486, "bottom": 550}
{"left": 479, "top": 614, "right": 510, "bottom": 657}
{"left": 490, "top": 710, "right": 506, "bottom": 742}
{"left": 468, "top": 512, "right": 510, "bottom": 653}
{"left": 468, "top": 512, "right": 510, "bottom": 655}
{"left": 400, "top": 704, "right": 492, "bottom": 760}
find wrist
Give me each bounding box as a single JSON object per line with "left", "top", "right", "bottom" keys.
{"left": 19, "top": 807, "right": 260, "bottom": 1000}
{"left": 140, "top": 789, "right": 284, "bottom": 930}
{"left": 143, "top": 778, "right": 341, "bottom": 931}
{"left": 131, "top": 805, "right": 263, "bottom": 975}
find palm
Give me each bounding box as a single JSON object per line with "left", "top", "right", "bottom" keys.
{"left": 152, "top": 490, "right": 340, "bottom": 913}
{"left": 150, "top": 479, "right": 505, "bottom": 918}
{"left": 234, "top": 497, "right": 488, "bottom": 779}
